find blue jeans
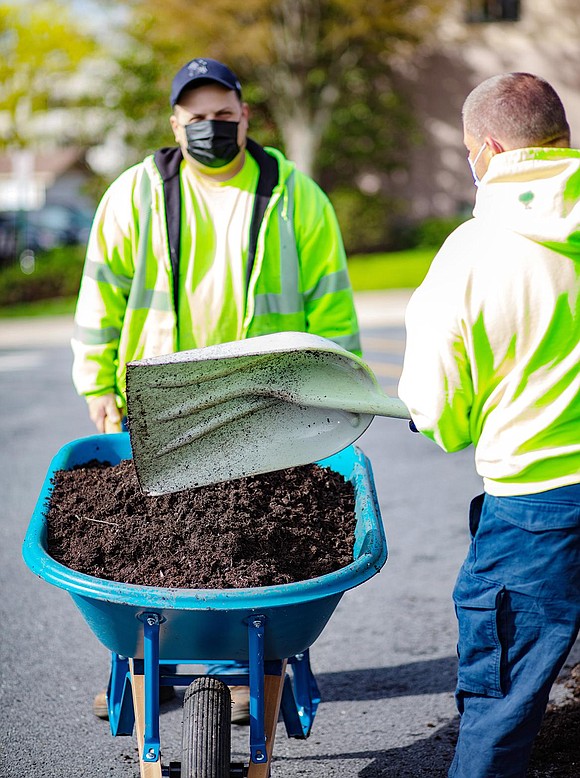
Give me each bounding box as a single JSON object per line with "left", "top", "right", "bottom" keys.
{"left": 449, "top": 484, "right": 580, "bottom": 778}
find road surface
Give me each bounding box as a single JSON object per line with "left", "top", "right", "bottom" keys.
{"left": 0, "top": 297, "right": 576, "bottom": 776}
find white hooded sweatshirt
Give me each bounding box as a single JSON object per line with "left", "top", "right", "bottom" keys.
{"left": 398, "top": 147, "right": 580, "bottom": 496}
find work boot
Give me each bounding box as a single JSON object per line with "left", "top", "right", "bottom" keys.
{"left": 229, "top": 685, "right": 250, "bottom": 725}
{"left": 92, "top": 685, "right": 176, "bottom": 720}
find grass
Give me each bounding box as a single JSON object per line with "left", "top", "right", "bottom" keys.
{"left": 0, "top": 296, "right": 77, "bottom": 318}
{"left": 0, "top": 248, "right": 437, "bottom": 318}
{"left": 348, "top": 247, "right": 437, "bottom": 291}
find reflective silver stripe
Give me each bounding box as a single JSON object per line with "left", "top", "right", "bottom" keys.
{"left": 83, "top": 259, "right": 132, "bottom": 291}
{"left": 252, "top": 293, "right": 286, "bottom": 315}
{"left": 73, "top": 323, "right": 121, "bottom": 345}
{"left": 129, "top": 288, "right": 174, "bottom": 312}
{"left": 330, "top": 332, "right": 362, "bottom": 353}
{"left": 306, "top": 268, "right": 351, "bottom": 301}
{"left": 127, "top": 171, "right": 153, "bottom": 310}
{"left": 122, "top": 169, "right": 174, "bottom": 313}
{"left": 253, "top": 172, "right": 303, "bottom": 317}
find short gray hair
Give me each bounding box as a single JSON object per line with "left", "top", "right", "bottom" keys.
{"left": 462, "top": 73, "right": 570, "bottom": 148}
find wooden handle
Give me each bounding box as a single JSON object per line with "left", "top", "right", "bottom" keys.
{"left": 104, "top": 417, "right": 122, "bottom": 434}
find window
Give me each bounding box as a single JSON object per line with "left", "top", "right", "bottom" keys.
{"left": 466, "top": 0, "right": 521, "bottom": 23}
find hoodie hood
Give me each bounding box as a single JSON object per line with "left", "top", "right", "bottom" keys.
{"left": 473, "top": 147, "right": 580, "bottom": 256}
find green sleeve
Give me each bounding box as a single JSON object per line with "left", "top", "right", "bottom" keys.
{"left": 293, "top": 173, "right": 361, "bottom": 355}
{"left": 72, "top": 168, "right": 138, "bottom": 398}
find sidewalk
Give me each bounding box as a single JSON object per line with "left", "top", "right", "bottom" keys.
{"left": 355, "top": 288, "right": 412, "bottom": 328}
{"left": 0, "top": 289, "right": 413, "bottom": 348}
{"left": 0, "top": 313, "right": 76, "bottom": 348}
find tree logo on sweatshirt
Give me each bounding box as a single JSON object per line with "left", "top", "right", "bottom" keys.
{"left": 519, "top": 191, "right": 535, "bottom": 209}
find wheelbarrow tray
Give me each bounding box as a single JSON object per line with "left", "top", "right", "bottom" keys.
{"left": 22, "top": 433, "right": 387, "bottom": 662}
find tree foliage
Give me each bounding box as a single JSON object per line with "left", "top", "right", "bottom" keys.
{"left": 109, "top": 0, "right": 442, "bottom": 180}
{"left": 0, "top": 1, "right": 98, "bottom": 148}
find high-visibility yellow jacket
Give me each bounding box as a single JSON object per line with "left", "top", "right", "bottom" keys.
{"left": 72, "top": 143, "right": 360, "bottom": 406}
{"left": 399, "top": 147, "right": 580, "bottom": 496}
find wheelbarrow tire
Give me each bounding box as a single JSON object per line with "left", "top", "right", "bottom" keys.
{"left": 182, "top": 677, "right": 231, "bottom": 778}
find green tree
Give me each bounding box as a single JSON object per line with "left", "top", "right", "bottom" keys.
{"left": 0, "top": 1, "right": 98, "bottom": 149}
{"left": 109, "top": 0, "right": 442, "bottom": 179}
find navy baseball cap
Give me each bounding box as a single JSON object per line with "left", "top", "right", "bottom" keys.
{"left": 170, "top": 58, "right": 242, "bottom": 107}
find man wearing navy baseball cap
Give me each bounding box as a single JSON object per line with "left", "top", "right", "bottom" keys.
{"left": 168, "top": 57, "right": 248, "bottom": 176}
{"left": 73, "top": 58, "right": 361, "bottom": 721}
{"left": 170, "top": 57, "right": 242, "bottom": 105}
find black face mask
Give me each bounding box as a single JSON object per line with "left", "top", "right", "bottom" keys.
{"left": 184, "top": 120, "right": 240, "bottom": 168}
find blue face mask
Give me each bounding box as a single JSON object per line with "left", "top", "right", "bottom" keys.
{"left": 468, "top": 143, "right": 486, "bottom": 186}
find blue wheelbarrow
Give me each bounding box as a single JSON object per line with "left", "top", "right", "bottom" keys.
{"left": 22, "top": 432, "right": 387, "bottom": 777}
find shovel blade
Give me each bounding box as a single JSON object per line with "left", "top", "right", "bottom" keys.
{"left": 126, "top": 332, "right": 405, "bottom": 495}
{"left": 130, "top": 397, "right": 372, "bottom": 495}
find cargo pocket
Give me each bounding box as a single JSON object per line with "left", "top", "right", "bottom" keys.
{"left": 453, "top": 569, "right": 505, "bottom": 698}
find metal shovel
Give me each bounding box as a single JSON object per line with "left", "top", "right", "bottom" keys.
{"left": 126, "top": 332, "right": 410, "bottom": 495}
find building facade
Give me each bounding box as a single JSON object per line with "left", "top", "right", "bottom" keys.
{"left": 390, "top": 0, "right": 580, "bottom": 219}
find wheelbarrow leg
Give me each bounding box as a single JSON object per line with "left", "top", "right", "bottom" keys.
{"left": 129, "top": 613, "right": 164, "bottom": 778}
{"left": 246, "top": 658, "right": 287, "bottom": 778}
{"left": 129, "top": 657, "right": 163, "bottom": 778}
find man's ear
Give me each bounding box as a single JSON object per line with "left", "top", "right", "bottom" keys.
{"left": 485, "top": 136, "right": 505, "bottom": 155}
{"left": 169, "top": 114, "right": 180, "bottom": 143}
{"left": 238, "top": 102, "right": 250, "bottom": 146}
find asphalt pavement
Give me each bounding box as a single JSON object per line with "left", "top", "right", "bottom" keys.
{"left": 0, "top": 291, "right": 577, "bottom": 777}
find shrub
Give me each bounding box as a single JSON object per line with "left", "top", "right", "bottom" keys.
{"left": 398, "top": 215, "right": 469, "bottom": 250}
{"left": 328, "top": 187, "right": 402, "bottom": 255}
{"left": 0, "top": 245, "right": 85, "bottom": 306}
{"left": 415, "top": 215, "right": 469, "bottom": 247}
{"left": 329, "top": 184, "right": 469, "bottom": 255}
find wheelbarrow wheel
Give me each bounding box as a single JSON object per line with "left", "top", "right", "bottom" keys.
{"left": 182, "top": 676, "right": 231, "bottom": 778}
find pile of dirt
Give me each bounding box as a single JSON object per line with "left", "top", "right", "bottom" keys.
{"left": 528, "top": 663, "right": 580, "bottom": 777}
{"left": 46, "top": 459, "right": 357, "bottom": 589}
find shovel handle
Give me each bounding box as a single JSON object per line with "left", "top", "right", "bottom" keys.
{"left": 104, "top": 417, "right": 122, "bottom": 434}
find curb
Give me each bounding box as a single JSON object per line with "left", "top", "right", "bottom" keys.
{"left": 0, "top": 314, "right": 74, "bottom": 348}
{"left": 0, "top": 290, "right": 413, "bottom": 349}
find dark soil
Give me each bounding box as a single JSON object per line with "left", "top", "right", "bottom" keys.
{"left": 45, "top": 458, "right": 579, "bottom": 774}
{"left": 527, "top": 663, "right": 580, "bottom": 777}
{"left": 46, "top": 459, "right": 356, "bottom": 589}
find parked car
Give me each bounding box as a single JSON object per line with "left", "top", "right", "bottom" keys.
{"left": 0, "top": 204, "right": 94, "bottom": 266}
{"left": 0, "top": 212, "right": 18, "bottom": 265}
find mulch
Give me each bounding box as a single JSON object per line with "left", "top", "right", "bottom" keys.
{"left": 527, "top": 663, "right": 580, "bottom": 777}
{"left": 44, "top": 457, "right": 580, "bottom": 773}
{"left": 46, "top": 459, "right": 357, "bottom": 589}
